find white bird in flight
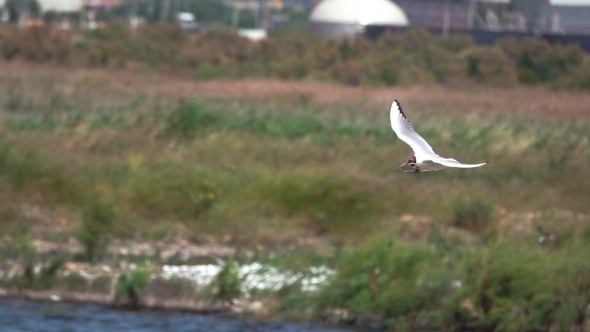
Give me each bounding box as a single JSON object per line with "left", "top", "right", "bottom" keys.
{"left": 390, "top": 100, "right": 488, "bottom": 174}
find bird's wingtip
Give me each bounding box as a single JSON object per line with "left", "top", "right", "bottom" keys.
{"left": 392, "top": 99, "right": 405, "bottom": 117}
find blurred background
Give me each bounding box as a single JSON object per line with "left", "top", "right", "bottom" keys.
{"left": 0, "top": 0, "right": 589, "bottom": 331}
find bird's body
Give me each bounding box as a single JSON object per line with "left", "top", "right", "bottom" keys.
{"left": 390, "top": 100, "right": 488, "bottom": 173}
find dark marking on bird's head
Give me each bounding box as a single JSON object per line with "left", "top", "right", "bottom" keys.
{"left": 407, "top": 155, "right": 416, "bottom": 165}
{"left": 394, "top": 99, "right": 407, "bottom": 119}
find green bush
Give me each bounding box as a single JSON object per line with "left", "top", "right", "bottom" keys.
{"left": 0, "top": 144, "right": 86, "bottom": 205}
{"left": 0, "top": 26, "right": 73, "bottom": 64}
{"left": 194, "top": 62, "right": 235, "bottom": 80}
{"left": 257, "top": 172, "right": 379, "bottom": 236}
{"left": 214, "top": 260, "right": 242, "bottom": 301}
{"left": 474, "top": 242, "right": 556, "bottom": 331}
{"left": 131, "top": 24, "right": 188, "bottom": 65}
{"left": 126, "top": 167, "right": 221, "bottom": 219}
{"left": 315, "top": 237, "right": 586, "bottom": 331}
{"left": 164, "top": 101, "right": 218, "bottom": 139}
{"left": 0, "top": 235, "right": 36, "bottom": 259}
{"left": 116, "top": 267, "right": 151, "bottom": 310}
{"left": 84, "top": 23, "right": 130, "bottom": 67}
{"left": 333, "top": 60, "right": 364, "bottom": 86}
{"left": 272, "top": 55, "right": 311, "bottom": 80}
{"left": 77, "top": 199, "right": 117, "bottom": 262}
{"left": 465, "top": 47, "right": 518, "bottom": 85}
{"left": 315, "top": 238, "right": 458, "bottom": 327}
{"left": 437, "top": 34, "right": 474, "bottom": 53}
{"left": 453, "top": 198, "right": 495, "bottom": 235}
{"left": 2, "top": 24, "right": 589, "bottom": 90}
{"left": 497, "top": 37, "right": 585, "bottom": 84}
{"left": 364, "top": 50, "right": 406, "bottom": 86}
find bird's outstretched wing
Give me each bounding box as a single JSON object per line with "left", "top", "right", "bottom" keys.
{"left": 389, "top": 100, "right": 439, "bottom": 159}
{"left": 432, "top": 158, "right": 488, "bottom": 169}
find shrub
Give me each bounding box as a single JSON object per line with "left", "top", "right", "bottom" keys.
{"left": 0, "top": 235, "right": 36, "bottom": 260}
{"left": 131, "top": 24, "right": 188, "bottom": 65}
{"left": 424, "top": 45, "right": 468, "bottom": 84}
{"left": 84, "top": 23, "right": 130, "bottom": 67}
{"left": 552, "top": 62, "right": 590, "bottom": 90}
{"left": 126, "top": 167, "right": 221, "bottom": 219}
{"left": 164, "top": 101, "right": 218, "bottom": 139}
{"left": 497, "top": 37, "right": 584, "bottom": 84}
{"left": 115, "top": 267, "right": 151, "bottom": 310}
{"left": 194, "top": 62, "right": 235, "bottom": 80}
{"left": 257, "top": 172, "right": 381, "bottom": 237}
{"left": 316, "top": 237, "right": 580, "bottom": 330}
{"left": 518, "top": 67, "right": 541, "bottom": 84}
{"left": 474, "top": 242, "right": 557, "bottom": 331}
{"left": 364, "top": 51, "right": 406, "bottom": 86}
{"left": 189, "top": 29, "right": 258, "bottom": 70}
{"left": 548, "top": 244, "right": 590, "bottom": 330}
{"left": 465, "top": 47, "right": 518, "bottom": 86}
{"left": 453, "top": 198, "right": 495, "bottom": 235}
{"left": 272, "top": 55, "right": 312, "bottom": 80}
{"left": 437, "top": 34, "right": 474, "bottom": 53}
{"left": 0, "top": 26, "right": 74, "bottom": 64}
{"left": 315, "top": 238, "right": 458, "bottom": 327}
{"left": 77, "top": 199, "right": 117, "bottom": 262}
{"left": 333, "top": 60, "right": 364, "bottom": 86}
{"left": 280, "top": 115, "right": 324, "bottom": 138}
{"left": 0, "top": 144, "right": 87, "bottom": 205}
{"left": 214, "top": 260, "right": 241, "bottom": 301}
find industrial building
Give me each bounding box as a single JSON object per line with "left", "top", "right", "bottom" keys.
{"left": 309, "top": 0, "right": 590, "bottom": 51}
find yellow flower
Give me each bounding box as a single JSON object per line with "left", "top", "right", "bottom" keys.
{"left": 207, "top": 192, "right": 215, "bottom": 200}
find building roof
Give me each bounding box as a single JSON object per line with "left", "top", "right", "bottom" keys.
{"left": 35, "top": 0, "right": 122, "bottom": 12}
{"left": 551, "top": 0, "right": 590, "bottom": 5}
{"left": 310, "top": 0, "right": 409, "bottom": 26}
{"left": 37, "top": 0, "right": 83, "bottom": 12}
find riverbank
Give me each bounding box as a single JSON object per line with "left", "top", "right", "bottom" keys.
{"left": 0, "top": 246, "right": 351, "bottom": 329}
{"left": 0, "top": 235, "right": 343, "bottom": 325}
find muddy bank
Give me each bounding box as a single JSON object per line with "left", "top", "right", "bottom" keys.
{"left": 0, "top": 288, "right": 227, "bottom": 313}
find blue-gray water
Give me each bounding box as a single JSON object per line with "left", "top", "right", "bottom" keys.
{"left": 0, "top": 299, "right": 351, "bottom": 332}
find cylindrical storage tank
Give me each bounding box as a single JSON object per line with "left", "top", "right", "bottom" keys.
{"left": 310, "top": 0, "right": 409, "bottom": 38}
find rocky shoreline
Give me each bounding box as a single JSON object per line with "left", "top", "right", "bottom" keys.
{"left": 0, "top": 237, "right": 341, "bottom": 327}
{"left": 0, "top": 287, "right": 233, "bottom": 314}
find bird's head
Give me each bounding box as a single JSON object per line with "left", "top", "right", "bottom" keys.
{"left": 407, "top": 155, "right": 416, "bottom": 166}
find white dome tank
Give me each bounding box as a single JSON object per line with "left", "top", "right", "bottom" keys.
{"left": 310, "top": 0, "right": 408, "bottom": 38}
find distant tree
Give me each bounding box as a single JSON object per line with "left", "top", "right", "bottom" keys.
{"left": 42, "top": 10, "right": 58, "bottom": 24}
{"left": 189, "top": 0, "right": 229, "bottom": 23}
{"left": 4, "top": 0, "right": 41, "bottom": 23}
{"left": 87, "top": 0, "right": 231, "bottom": 25}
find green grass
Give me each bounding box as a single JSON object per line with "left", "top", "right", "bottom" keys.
{"left": 0, "top": 97, "right": 589, "bottom": 241}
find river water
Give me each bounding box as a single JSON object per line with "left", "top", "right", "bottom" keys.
{"left": 0, "top": 298, "right": 352, "bottom": 332}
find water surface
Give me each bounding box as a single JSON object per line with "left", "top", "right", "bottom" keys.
{"left": 0, "top": 298, "right": 351, "bottom": 332}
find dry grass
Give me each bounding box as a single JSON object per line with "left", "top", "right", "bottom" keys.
{"left": 2, "top": 61, "right": 589, "bottom": 119}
